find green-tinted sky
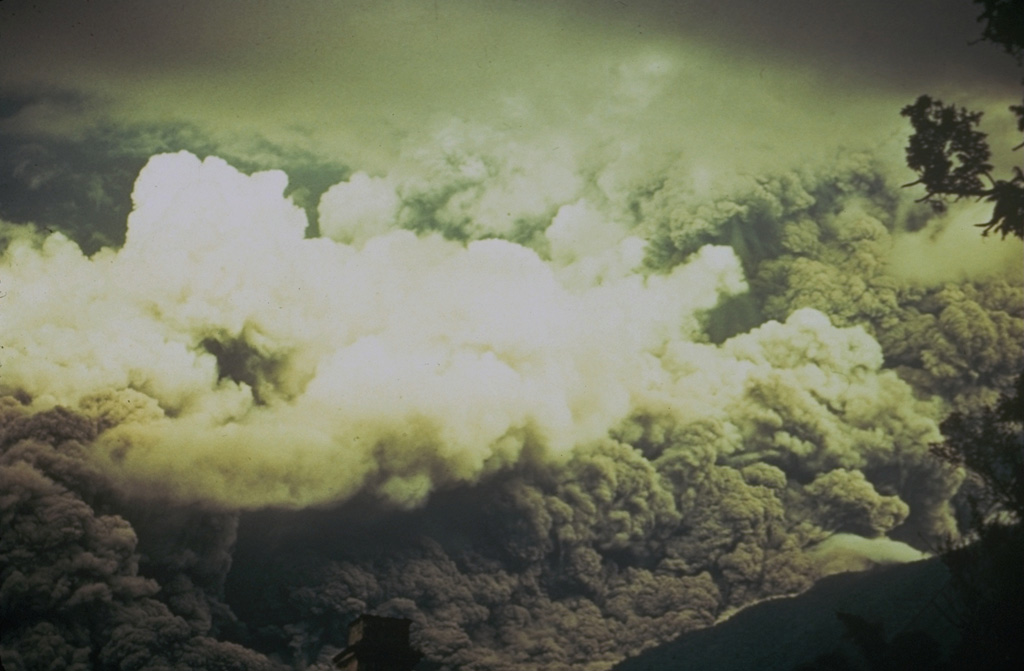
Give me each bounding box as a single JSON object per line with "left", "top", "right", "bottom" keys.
{"left": 2, "top": 0, "right": 1019, "bottom": 173}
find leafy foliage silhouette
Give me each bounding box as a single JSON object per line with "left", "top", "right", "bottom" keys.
{"left": 972, "top": 0, "right": 1024, "bottom": 63}
{"left": 932, "top": 373, "right": 1024, "bottom": 670}
{"left": 901, "top": 0, "right": 1024, "bottom": 238}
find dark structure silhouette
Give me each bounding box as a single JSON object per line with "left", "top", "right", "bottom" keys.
{"left": 332, "top": 615, "right": 423, "bottom": 671}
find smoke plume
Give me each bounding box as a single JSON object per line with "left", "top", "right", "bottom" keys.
{"left": 1, "top": 135, "right": 1019, "bottom": 670}
{"left": 0, "top": 402, "right": 283, "bottom": 670}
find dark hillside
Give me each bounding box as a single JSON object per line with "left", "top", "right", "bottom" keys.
{"left": 613, "top": 558, "right": 954, "bottom": 671}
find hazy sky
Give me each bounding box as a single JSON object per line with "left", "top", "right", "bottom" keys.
{"left": 2, "top": 0, "right": 1019, "bottom": 172}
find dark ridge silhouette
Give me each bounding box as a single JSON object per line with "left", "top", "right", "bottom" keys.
{"left": 612, "top": 558, "right": 954, "bottom": 671}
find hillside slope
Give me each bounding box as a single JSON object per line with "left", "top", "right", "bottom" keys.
{"left": 613, "top": 558, "right": 954, "bottom": 671}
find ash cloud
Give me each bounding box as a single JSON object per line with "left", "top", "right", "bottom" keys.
{"left": 223, "top": 302, "right": 959, "bottom": 668}
{"left": 639, "top": 153, "right": 1024, "bottom": 408}
{"left": 0, "top": 135, "right": 1019, "bottom": 670}
{"left": 0, "top": 402, "right": 283, "bottom": 670}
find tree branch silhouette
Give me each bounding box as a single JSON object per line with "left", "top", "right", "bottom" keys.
{"left": 901, "top": 0, "right": 1024, "bottom": 239}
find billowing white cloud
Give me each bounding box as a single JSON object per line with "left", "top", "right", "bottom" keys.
{"left": 0, "top": 151, "right": 747, "bottom": 507}
{"left": 318, "top": 172, "right": 400, "bottom": 246}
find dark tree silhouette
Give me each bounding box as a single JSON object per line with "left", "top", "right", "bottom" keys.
{"left": 901, "top": 0, "right": 1024, "bottom": 239}
{"left": 934, "top": 373, "right": 1024, "bottom": 525}
{"left": 972, "top": 0, "right": 1024, "bottom": 63}
{"left": 931, "top": 373, "right": 1024, "bottom": 670}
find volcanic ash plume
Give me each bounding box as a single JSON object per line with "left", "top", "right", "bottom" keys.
{"left": 0, "top": 149, "right": 993, "bottom": 670}
{"left": 229, "top": 306, "right": 959, "bottom": 669}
